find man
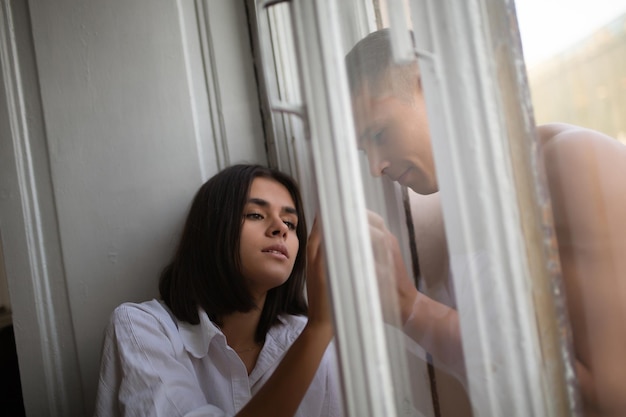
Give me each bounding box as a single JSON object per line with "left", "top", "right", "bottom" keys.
{"left": 346, "top": 29, "right": 626, "bottom": 417}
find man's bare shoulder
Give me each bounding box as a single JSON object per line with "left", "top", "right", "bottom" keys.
{"left": 537, "top": 127, "right": 626, "bottom": 417}
{"left": 538, "top": 123, "right": 626, "bottom": 187}
{"left": 537, "top": 122, "right": 625, "bottom": 156}
{"left": 537, "top": 122, "right": 626, "bottom": 237}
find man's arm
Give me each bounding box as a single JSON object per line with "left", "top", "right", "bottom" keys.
{"left": 367, "top": 211, "right": 465, "bottom": 379}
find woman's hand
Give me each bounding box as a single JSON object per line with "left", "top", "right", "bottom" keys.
{"left": 306, "top": 217, "right": 333, "bottom": 333}
{"left": 236, "top": 217, "right": 337, "bottom": 417}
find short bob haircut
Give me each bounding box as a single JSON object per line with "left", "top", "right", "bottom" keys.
{"left": 159, "top": 164, "right": 308, "bottom": 343}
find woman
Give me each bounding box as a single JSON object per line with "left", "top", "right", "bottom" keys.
{"left": 94, "top": 164, "right": 341, "bottom": 417}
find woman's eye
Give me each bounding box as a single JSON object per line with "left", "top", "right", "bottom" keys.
{"left": 246, "top": 213, "right": 263, "bottom": 220}
{"left": 283, "top": 220, "right": 296, "bottom": 231}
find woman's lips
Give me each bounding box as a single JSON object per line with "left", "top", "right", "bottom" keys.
{"left": 262, "top": 244, "right": 289, "bottom": 259}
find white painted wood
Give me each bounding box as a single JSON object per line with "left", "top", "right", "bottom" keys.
{"left": 1, "top": 0, "right": 266, "bottom": 414}
{"left": 0, "top": 2, "right": 83, "bottom": 415}
{"left": 195, "top": 0, "right": 267, "bottom": 168}
{"left": 283, "top": 0, "right": 401, "bottom": 415}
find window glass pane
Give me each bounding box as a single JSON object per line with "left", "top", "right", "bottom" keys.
{"left": 517, "top": 3, "right": 626, "bottom": 416}
{"left": 336, "top": 2, "right": 470, "bottom": 416}
{"left": 335, "top": 1, "right": 626, "bottom": 416}
{"left": 518, "top": 1, "right": 626, "bottom": 144}
{"left": 260, "top": 0, "right": 626, "bottom": 415}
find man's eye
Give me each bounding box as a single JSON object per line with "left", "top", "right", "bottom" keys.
{"left": 246, "top": 213, "right": 263, "bottom": 220}
{"left": 373, "top": 128, "right": 387, "bottom": 144}
{"left": 283, "top": 220, "right": 296, "bottom": 231}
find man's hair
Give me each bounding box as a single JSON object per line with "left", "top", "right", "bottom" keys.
{"left": 345, "top": 28, "right": 420, "bottom": 101}
{"left": 159, "top": 164, "right": 308, "bottom": 343}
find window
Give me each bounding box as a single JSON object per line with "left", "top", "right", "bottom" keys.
{"left": 253, "top": 1, "right": 626, "bottom": 416}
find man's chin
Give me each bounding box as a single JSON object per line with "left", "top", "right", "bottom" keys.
{"left": 407, "top": 178, "right": 438, "bottom": 195}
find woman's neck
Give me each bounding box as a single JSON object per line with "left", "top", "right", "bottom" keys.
{"left": 220, "top": 294, "right": 266, "bottom": 350}
{"left": 220, "top": 301, "right": 266, "bottom": 375}
{"left": 220, "top": 308, "right": 262, "bottom": 349}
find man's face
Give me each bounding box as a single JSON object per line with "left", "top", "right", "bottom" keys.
{"left": 351, "top": 86, "right": 438, "bottom": 195}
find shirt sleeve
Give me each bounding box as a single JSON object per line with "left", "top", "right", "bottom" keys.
{"left": 323, "top": 341, "right": 345, "bottom": 417}
{"left": 93, "top": 303, "right": 231, "bottom": 417}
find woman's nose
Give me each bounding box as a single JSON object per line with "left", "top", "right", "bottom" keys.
{"left": 268, "top": 217, "right": 288, "bottom": 237}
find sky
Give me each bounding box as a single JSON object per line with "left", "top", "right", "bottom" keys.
{"left": 515, "top": 0, "right": 626, "bottom": 66}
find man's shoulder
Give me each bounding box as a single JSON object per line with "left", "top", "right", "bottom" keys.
{"left": 537, "top": 123, "right": 624, "bottom": 154}
{"left": 538, "top": 123, "right": 626, "bottom": 180}
{"left": 537, "top": 123, "right": 626, "bottom": 235}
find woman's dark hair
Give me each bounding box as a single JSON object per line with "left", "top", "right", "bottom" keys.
{"left": 159, "top": 164, "right": 308, "bottom": 343}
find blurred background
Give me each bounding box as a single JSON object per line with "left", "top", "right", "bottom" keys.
{"left": 516, "top": 0, "right": 626, "bottom": 143}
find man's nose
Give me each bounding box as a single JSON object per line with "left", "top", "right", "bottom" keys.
{"left": 367, "top": 150, "right": 389, "bottom": 177}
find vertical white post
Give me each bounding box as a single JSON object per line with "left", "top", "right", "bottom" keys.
{"left": 279, "top": 0, "right": 400, "bottom": 415}
{"left": 0, "top": 1, "right": 83, "bottom": 415}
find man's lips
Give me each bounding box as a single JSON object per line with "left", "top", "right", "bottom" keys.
{"left": 262, "top": 244, "right": 289, "bottom": 259}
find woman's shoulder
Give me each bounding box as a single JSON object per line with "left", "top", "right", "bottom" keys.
{"left": 278, "top": 313, "right": 307, "bottom": 329}
{"left": 111, "top": 298, "right": 166, "bottom": 316}
{"left": 268, "top": 314, "right": 307, "bottom": 348}
{"left": 107, "top": 299, "right": 176, "bottom": 331}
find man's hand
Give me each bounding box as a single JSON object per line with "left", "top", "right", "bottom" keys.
{"left": 367, "top": 210, "right": 419, "bottom": 326}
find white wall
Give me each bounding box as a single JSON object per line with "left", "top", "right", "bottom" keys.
{"left": 0, "top": 0, "right": 266, "bottom": 414}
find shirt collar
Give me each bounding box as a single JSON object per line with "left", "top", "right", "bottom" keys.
{"left": 175, "top": 308, "right": 303, "bottom": 359}
{"left": 177, "top": 307, "right": 224, "bottom": 358}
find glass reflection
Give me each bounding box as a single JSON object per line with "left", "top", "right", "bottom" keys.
{"left": 345, "top": 27, "right": 473, "bottom": 417}
{"left": 343, "top": 13, "right": 626, "bottom": 417}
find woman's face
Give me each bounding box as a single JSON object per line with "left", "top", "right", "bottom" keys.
{"left": 239, "top": 177, "right": 300, "bottom": 300}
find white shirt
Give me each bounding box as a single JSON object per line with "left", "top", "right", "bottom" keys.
{"left": 94, "top": 299, "right": 343, "bottom": 417}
